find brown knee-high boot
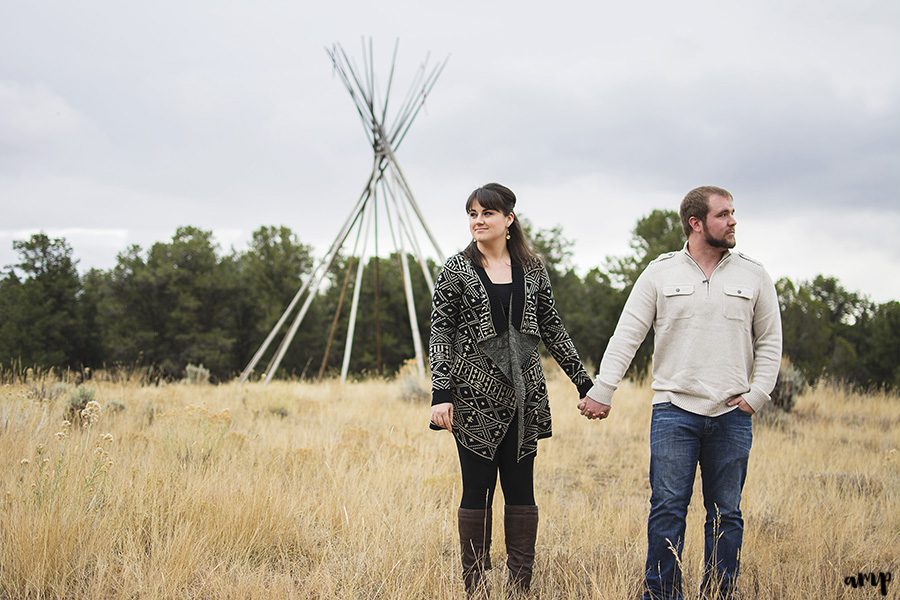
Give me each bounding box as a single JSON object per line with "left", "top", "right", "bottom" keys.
{"left": 458, "top": 507, "right": 493, "bottom": 598}
{"left": 504, "top": 504, "right": 539, "bottom": 593}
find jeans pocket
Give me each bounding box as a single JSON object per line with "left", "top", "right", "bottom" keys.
{"left": 727, "top": 409, "right": 754, "bottom": 453}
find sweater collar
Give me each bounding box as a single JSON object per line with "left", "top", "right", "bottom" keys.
{"left": 681, "top": 241, "right": 732, "bottom": 268}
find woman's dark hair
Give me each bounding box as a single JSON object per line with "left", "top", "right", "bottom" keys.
{"left": 462, "top": 183, "right": 538, "bottom": 267}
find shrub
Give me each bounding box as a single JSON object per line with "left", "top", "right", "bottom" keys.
{"left": 769, "top": 357, "right": 806, "bottom": 414}
{"left": 64, "top": 386, "right": 97, "bottom": 425}
{"left": 396, "top": 358, "right": 428, "bottom": 402}
{"left": 184, "top": 364, "right": 211, "bottom": 385}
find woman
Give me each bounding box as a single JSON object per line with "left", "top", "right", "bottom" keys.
{"left": 430, "top": 183, "right": 593, "bottom": 597}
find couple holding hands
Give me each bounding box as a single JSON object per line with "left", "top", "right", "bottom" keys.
{"left": 429, "top": 183, "right": 782, "bottom": 600}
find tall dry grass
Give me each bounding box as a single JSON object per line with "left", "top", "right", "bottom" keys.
{"left": 0, "top": 365, "right": 897, "bottom": 599}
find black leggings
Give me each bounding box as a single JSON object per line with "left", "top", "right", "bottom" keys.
{"left": 456, "top": 415, "right": 535, "bottom": 509}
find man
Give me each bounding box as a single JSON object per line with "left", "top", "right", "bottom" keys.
{"left": 579, "top": 186, "right": 782, "bottom": 600}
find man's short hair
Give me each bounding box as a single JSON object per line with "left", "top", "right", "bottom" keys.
{"left": 680, "top": 186, "right": 733, "bottom": 238}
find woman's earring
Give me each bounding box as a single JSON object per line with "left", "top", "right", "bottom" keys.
{"left": 506, "top": 228, "right": 511, "bottom": 240}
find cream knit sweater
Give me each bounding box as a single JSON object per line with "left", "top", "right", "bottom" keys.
{"left": 586, "top": 245, "right": 782, "bottom": 416}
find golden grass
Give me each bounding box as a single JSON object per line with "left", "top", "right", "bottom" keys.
{"left": 1, "top": 367, "right": 898, "bottom": 599}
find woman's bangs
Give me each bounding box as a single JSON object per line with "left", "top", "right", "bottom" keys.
{"left": 465, "top": 188, "right": 506, "bottom": 213}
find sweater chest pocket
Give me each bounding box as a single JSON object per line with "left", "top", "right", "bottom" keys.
{"left": 662, "top": 285, "right": 695, "bottom": 320}
{"left": 723, "top": 285, "right": 754, "bottom": 320}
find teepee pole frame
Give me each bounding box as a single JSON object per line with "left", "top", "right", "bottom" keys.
{"left": 240, "top": 39, "right": 448, "bottom": 383}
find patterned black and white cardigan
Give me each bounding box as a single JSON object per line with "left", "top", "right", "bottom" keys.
{"left": 429, "top": 252, "right": 594, "bottom": 460}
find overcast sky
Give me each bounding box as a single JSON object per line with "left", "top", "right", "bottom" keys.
{"left": 2, "top": 0, "right": 898, "bottom": 302}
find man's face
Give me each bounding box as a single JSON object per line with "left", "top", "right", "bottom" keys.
{"left": 702, "top": 194, "right": 737, "bottom": 249}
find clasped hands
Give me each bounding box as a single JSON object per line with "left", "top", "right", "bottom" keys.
{"left": 578, "top": 396, "right": 611, "bottom": 421}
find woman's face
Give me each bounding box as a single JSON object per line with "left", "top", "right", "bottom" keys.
{"left": 468, "top": 199, "right": 513, "bottom": 245}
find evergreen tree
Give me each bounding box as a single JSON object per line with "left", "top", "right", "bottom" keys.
{"left": 0, "top": 234, "right": 83, "bottom": 368}
{"left": 862, "top": 301, "right": 900, "bottom": 388}
{"left": 95, "top": 228, "right": 238, "bottom": 379}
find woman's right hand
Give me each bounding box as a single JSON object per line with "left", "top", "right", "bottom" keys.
{"left": 431, "top": 402, "right": 453, "bottom": 431}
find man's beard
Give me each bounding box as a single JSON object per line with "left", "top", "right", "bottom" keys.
{"left": 704, "top": 229, "right": 736, "bottom": 249}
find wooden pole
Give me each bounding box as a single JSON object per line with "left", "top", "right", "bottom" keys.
{"left": 318, "top": 255, "right": 355, "bottom": 381}
{"left": 396, "top": 213, "right": 426, "bottom": 378}
{"left": 373, "top": 183, "right": 383, "bottom": 374}
{"left": 340, "top": 201, "right": 372, "bottom": 383}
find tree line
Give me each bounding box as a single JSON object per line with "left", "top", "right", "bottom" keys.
{"left": 1, "top": 212, "right": 897, "bottom": 390}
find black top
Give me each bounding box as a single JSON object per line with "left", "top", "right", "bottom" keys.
{"left": 491, "top": 281, "right": 513, "bottom": 319}
{"left": 471, "top": 262, "right": 526, "bottom": 337}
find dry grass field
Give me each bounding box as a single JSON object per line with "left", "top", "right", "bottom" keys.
{"left": 1, "top": 364, "right": 898, "bottom": 599}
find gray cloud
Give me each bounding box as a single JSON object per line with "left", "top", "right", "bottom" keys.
{"left": 407, "top": 71, "right": 900, "bottom": 213}
{"left": 1, "top": 0, "right": 898, "bottom": 301}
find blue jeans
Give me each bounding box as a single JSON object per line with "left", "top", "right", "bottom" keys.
{"left": 643, "top": 402, "right": 752, "bottom": 600}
